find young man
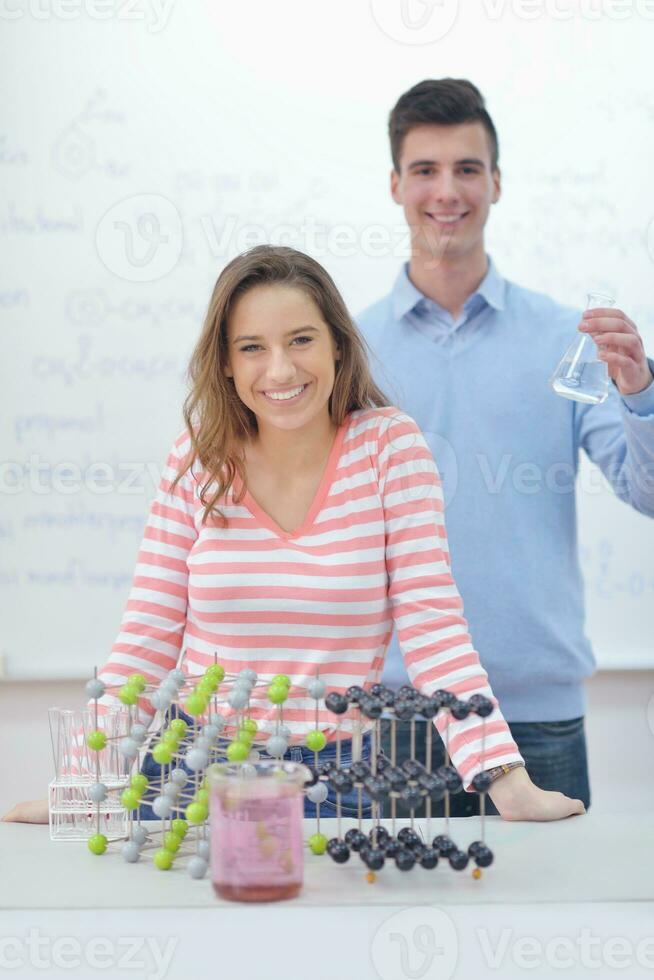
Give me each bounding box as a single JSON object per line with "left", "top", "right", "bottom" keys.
{"left": 356, "top": 78, "right": 654, "bottom": 817}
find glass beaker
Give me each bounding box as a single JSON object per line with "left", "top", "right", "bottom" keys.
{"left": 550, "top": 291, "right": 615, "bottom": 404}
{"left": 48, "top": 706, "right": 131, "bottom": 841}
{"left": 208, "top": 760, "right": 310, "bottom": 902}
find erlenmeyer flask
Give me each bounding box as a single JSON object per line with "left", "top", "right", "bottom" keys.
{"left": 550, "top": 292, "right": 615, "bottom": 405}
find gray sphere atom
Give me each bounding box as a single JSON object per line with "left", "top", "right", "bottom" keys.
{"left": 195, "top": 735, "right": 212, "bottom": 752}
{"left": 228, "top": 688, "right": 249, "bottom": 710}
{"left": 85, "top": 678, "right": 106, "bottom": 700}
{"left": 118, "top": 737, "right": 139, "bottom": 760}
{"left": 122, "top": 841, "right": 141, "bottom": 863}
{"left": 306, "top": 781, "right": 328, "bottom": 804}
{"left": 129, "top": 724, "right": 148, "bottom": 744}
{"left": 170, "top": 767, "right": 188, "bottom": 787}
{"left": 239, "top": 668, "right": 258, "bottom": 683}
{"left": 185, "top": 748, "right": 209, "bottom": 772}
{"left": 162, "top": 782, "right": 180, "bottom": 800}
{"left": 168, "top": 668, "right": 187, "bottom": 685}
{"left": 307, "top": 678, "right": 326, "bottom": 700}
{"left": 151, "top": 795, "right": 172, "bottom": 818}
{"left": 197, "top": 839, "right": 210, "bottom": 860}
{"left": 187, "top": 856, "right": 208, "bottom": 879}
{"left": 266, "top": 735, "right": 288, "bottom": 758}
{"left": 201, "top": 723, "right": 221, "bottom": 741}
{"left": 132, "top": 825, "right": 148, "bottom": 845}
{"left": 89, "top": 782, "right": 107, "bottom": 803}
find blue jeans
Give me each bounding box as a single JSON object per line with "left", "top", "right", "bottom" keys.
{"left": 261, "top": 732, "right": 373, "bottom": 818}
{"left": 137, "top": 713, "right": 373, "bottom": 820}
{"left": 380, "top": 717, "right": 591, "bottom": 818}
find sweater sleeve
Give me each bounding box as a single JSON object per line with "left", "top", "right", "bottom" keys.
{"left": 93, "top": 429, "right": 199, "bottom": 725}
{"left": 376, "top": 409, "right": 524, "bottom": 790}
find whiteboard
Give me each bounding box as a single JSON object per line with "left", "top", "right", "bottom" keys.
{"left": 2, "top": 4, "right": 653, "bottom": 678}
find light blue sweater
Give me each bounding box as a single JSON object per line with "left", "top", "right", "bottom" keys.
{"left": 356, "top": 257, "right": 654, "bottom": 721}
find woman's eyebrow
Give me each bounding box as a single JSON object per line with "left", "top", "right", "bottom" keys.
{"left": 232, "top": 326, "right": 320, "bottom": 344}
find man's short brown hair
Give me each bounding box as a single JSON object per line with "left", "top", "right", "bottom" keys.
{"left": 389, "top": 78, "right": 499, "bottom": 173}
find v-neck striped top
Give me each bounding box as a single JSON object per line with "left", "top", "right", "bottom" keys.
{"left": 99, "top": 406, "right": 522, "bottom": 789}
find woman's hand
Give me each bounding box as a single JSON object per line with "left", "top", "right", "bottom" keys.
{"left": 1, "top": 799, "right": 49, "bottom": 824}
{"left": 488, "top": 766, "right": 586, "bottom": 821}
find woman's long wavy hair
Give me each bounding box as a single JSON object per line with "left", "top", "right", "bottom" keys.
{"left": 171, "top": 245, "right": 390, "bottom": 526}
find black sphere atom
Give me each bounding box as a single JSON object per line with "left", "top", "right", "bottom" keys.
{"left": 397, "top": 827, "right": 421, "bottom": 847}
{"left": 344, "top": 828, "right": 367, "bottom": 852}
{"left": 450, "top": 699, "right": 471, "bottom": 720}
{"left": 432, "top": 834, "right": 456, "bottom": 857}
{"left": 420, "top": 848, "right": 439, "bottom": 869}
{"left": 363, "top": 848, "right": 385, "bottom": 871}
{"left": 395, "top": 848, "right": 416, "bottom": 871}
{"left": 449, "top": 849, "right": 469, "bottom": 871}
{"left": 474, "top": 845, "right": 494, "bottom": 868}
{"left": 327, "top": 839, "right": 350, "bottom": 863}
{"left": 472, "top": 771, "right": 493, "bottom": 794}
{"left": 369, "top": 825, "right": 390, "bottom": 847}
{"left": 360, "top": 696, "right": 383, "bottom": 720}
{"left": 399, "top": 786, "right": 424, "bottom": 811}
{"left": 345, "top": 685, "right": 365, "bottom": 703}
{"left": 324, "top": 692, "right": 348, "bottom": 715}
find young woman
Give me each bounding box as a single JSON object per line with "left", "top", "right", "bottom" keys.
{"left": 3, "top": 246, "right": 585, "bottom": 823}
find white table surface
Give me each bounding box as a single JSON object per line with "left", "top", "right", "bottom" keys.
{"left": 1, "top": 813, "right": 653, "bottom": 980}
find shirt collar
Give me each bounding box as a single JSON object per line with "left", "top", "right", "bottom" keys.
{"left": 391, "top": 254, "right": 506, "bottom": 321}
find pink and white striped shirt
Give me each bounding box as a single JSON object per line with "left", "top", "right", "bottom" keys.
{"left": 98, "top": 407, "right": 523, "bottom": 789}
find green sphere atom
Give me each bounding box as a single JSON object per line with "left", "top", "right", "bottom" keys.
{"left": 305, "top": 730, "right": 327, "bottom": 752}
{"left": 163, "top": 831, "right": 182, "bottom": 853}
{"left": 119, "top": 684, "right": 139, "bottom": 706}
{"left": 185, "top": 693, "right": 208, "bottom": 717}
{"left": 267, "top": 683, "right": 288, "bottom": 705}
{"left": 87, "top": 833, "right": 108, "bottom": 855}
{"left": 128, "top": 673, "right": 147, "bottom": 692}
{"left": 130, "top": 773, "right": 148, "bottom": 794}
{"left": 169, "top": 718, "right": 187, "bottom": 736}
{"left": 171, "top": 818, "right": 188, "bottom": 838}
{"left": 195, "top": 788, "right": 209, "bottom": 806}
{"left": 226, "top": 741, "right": 249, "bottom": 762}
{"left": 236, "top": 728, "right": 253, "bottom": 746}
{"left": 152, "top": 743, "right": 173, "bottom": 765}
{"left": 206, "top": 663, "right": 225, "bottom": 682}
{"left": 121, "top": 788, "right": 141, "bottom": 810}
{"left": 308, "top": 832, "right": 328, "bottom": 855}
{"left": 242, "top": 718, "right": 258, "bottom": 734}
{"left": 86, "top": 730, "right": 107, "bottom": 751}
{"left": 196, "top": 677, "right": 217, "bottom": 697}
{"left": 270, "top": 673, "right": 291, "bottom": 688}
{"left": 161, "top": 730, "right": 180, "bottom": 747}
{"left": 185, "top": 802, "right": 208, "bottom": 825}
{"left": 154, "top": 849, "right": 173, "bottom": 870}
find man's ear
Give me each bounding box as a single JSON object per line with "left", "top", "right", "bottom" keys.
{"left": 491, "top": 166, "right": 501, "bottom": 205}
{"left": 390, "top": 168, "right": 402, "bottom": 205}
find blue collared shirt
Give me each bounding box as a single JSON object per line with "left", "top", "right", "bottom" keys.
{"left": 357, "top": 257, "right": 654, "bottom": 720}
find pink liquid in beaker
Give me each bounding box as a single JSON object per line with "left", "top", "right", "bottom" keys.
{"left": 211, "top": 777, "right": 305, "bottom": 902}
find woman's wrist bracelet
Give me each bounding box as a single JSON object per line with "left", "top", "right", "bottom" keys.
{"left": 484, "top": 761, "right": 525, "bottom": 783}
